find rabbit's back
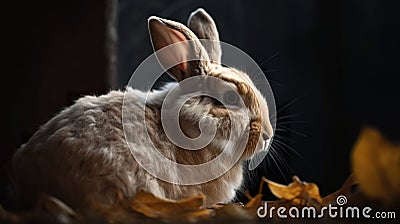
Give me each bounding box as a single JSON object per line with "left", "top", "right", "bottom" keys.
{"left": 12, "top": 90, "right": 161, "bottom": 208}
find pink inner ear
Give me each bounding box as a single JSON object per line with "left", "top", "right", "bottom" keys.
{"left": 151, "top": 24, "right": 189, "bottom": 74}
{"left": 178, "top": 58, "right": 187, "bottom": 71}
{"left": 164, "top": 28, "right": 189, "bottom": 72}
{"left": 167, "top": 27, "right": 187, "bottom": 44}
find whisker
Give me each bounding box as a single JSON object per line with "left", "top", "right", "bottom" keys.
{"left": 277, "top": 120, "right": 310, "bottom": 125}
{"left": 266, "top": 78, "right": 282, "bottom": 88}
{"left": 270, "top": 96, "right": 306, "bottom": 120}
{"left": 273, "top": 138, "right": 303, "bottom": 159}
{"left": 274, "top": 128, "right": 290, "bottom": 133}
{"left": 270, "top": 147, "right": 287, "bottom": 166}
{"left": 272, "top": 134, "right": 295, "bottom": 143}
{"left": 267, "top": 147, "right": 286, "bottom": 179}
{"left": 275, "top": 114, "right": 299, "bottom": 121}
{"left": 248, "top": 68, "right": 280, "bottom": 89}
{"left": 258, "top": 52, "right": 279, "bottom": 67}
{"left": 277, "top": 96, "right": 306, "bottom": 113}
{"left": 269, "top": 147, "right": 291, "bottom": 181}
{"left": 277, "top": 124, "right": 308, "bottom": 137}
{"left": 243, "top": 161, "right": 259, "bottom": 189}
{"left": 272, "top": 142, "right": 293, "bottom": 158}
{"left": 270, "top": 148, "right": 292, "bottom": 174}
{"left": 270, "top": 114, "right": 300, "bottom": 124}
{"left": 263, "top": 69, "right": 279, "bottom": 73}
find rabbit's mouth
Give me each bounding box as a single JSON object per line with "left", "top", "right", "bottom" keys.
{"left": 259, "top": 137, "right": 272, "bottom": 153}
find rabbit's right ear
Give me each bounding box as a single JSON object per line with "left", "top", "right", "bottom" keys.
{"left": 188, "top": 8, "right": 222, "bottom": 64}
{"left": 148, "top": 16, "right": 209, "bottom": 81}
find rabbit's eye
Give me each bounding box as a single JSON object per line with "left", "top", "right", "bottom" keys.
{"left": 223, "top": 90, "right": 239, "bottom": 106}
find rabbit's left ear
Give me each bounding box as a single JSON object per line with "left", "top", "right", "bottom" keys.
{"left": 148, "top": 16, "right": 209, "bottom": 81}
{"left": 188, "top": 8, "right": 222, "bottom": 64}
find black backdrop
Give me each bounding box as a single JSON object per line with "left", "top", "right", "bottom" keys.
{"left": 1, "top": 0, "right": 400, "bottom": 208}
{"left": 117, "top": 0, "right": 400, "bottom": 201}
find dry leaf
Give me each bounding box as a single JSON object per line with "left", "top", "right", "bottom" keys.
{"left": 132, "top": 190, "right": 204, "bottom": 212}
{"left": 351, "top": 127, "right": 400, "bottom": 202}
{"left": 263, "top": 176, "right": 322, "bottom": 206}
{"left": 85, "top": 192, "right": 143, "bottom": 223}
{"left": 244, "top": 192, "right": 263, "bottom": 209}
{"left": 243, "top": 175, "right": 267, "bottom": 210}
{"left": 210, "top": 202, "right": 243, "bottom": 210}
{"left": 130, "top": 190, "right": 213, "bottom": 221}
{"left": 216, "top": 203, "right": 256, "bottom": 220}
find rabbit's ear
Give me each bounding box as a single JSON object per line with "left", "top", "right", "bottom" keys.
{"left": 187, "top": 8, "right": 222, "bottom": 64}
{"left": 148, "top": 16, "right": 209, "bottom": 81}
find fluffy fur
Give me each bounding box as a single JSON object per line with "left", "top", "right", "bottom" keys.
{"left": 12, "top": 8, "right": 273, "bottom": 209}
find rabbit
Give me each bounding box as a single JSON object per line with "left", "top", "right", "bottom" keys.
{"left": 12, "top": 8, "right": 273, "bottom": 209}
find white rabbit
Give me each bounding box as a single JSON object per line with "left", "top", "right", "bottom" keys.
{"left": 12, "top": 8, "right": 273, "bottom": 209}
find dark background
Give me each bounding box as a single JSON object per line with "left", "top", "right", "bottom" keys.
{"left": 2, "top": 0, "right": 400, "bottom": 209}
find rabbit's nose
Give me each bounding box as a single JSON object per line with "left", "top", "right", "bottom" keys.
{"left": 262, "top": 133, "right": 269, "bottom": 140}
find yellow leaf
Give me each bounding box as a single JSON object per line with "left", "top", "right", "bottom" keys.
{"left": 216, "top": 204, "right": 256, "bottom": 220}
{"left": 129, "top": 190, "right": 213, "bottom": 220}
{"left": 351, "top": 127, "right": 400, "bottom": 202}
{"left": 131, "top": 190, "right": 204, "bottom": 212}
{"left": 244, "top": 193, "right": 263, "bottom": 209}
{"left": 263, "top": 176, "right": 322, "bottom": 205}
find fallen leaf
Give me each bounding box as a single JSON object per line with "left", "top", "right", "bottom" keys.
{"left": 132, "top": 190, "right": 205, "bottom": 212}
{"left": 263, "top": 176, "right": 322, "bottom": 206}
{"left": 85, "top": 192, "right": 143, "bottom": 223}
{"left": 244, "top": 192, "right": 263, "bottom": 209}
{"left": 216, "top": 203, "right": 256, "bottom": 221}
{"left": 243, "top": 174, "right": 266, "bottom": 210}
{"left": 129, "top": 190, "right": 213, "bottom": 221}
{"left": 351, "top": 127, "right": 400, "bottom": 203}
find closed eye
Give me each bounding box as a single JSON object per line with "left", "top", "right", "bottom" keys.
{"left": 213, "top": 92, "right": 241, "bottom": 109}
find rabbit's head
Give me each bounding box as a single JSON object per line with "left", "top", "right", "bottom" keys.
{"left": 148, "top": 9, "right": 273, "bottom": 159}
